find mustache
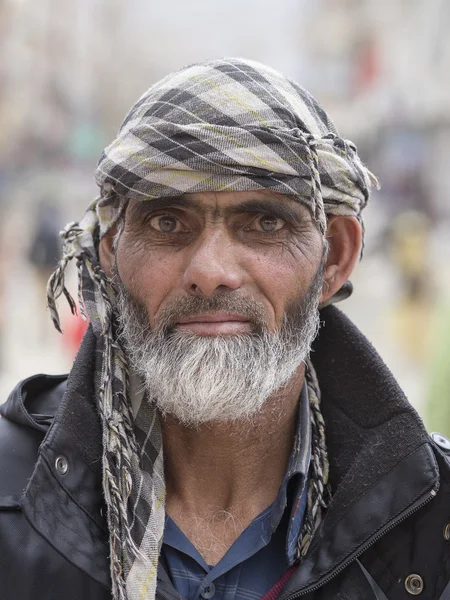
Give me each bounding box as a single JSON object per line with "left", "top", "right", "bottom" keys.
{"left": 154, "top": 294, "right": 268, "bottom": 334}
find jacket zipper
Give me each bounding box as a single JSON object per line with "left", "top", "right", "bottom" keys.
{"left": 285, "top": 484, "right": 439, "bottom": 598}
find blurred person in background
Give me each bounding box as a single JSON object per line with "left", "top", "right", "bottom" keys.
{"left": 387, "top": 210, "right": 434, "bottom": 364}
{"left": 1, "top": 58, "right": 450, "bottom": 600}
{"left": 28, "top": 200, "right": 63, "bottom": 339}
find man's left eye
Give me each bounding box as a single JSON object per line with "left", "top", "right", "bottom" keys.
{"left": 253, "top": 216, "right": 284, "bottom": 233}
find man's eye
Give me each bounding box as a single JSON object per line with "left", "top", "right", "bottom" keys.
{"left": 253, "top": 216, "right": 284, "bottom": 233}
{"left": 149, "top": 215, "right": 183, "bottom": 233}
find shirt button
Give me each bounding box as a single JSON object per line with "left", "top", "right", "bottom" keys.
{"left": 200, "top": 582, "right": 215, "bottom": 599}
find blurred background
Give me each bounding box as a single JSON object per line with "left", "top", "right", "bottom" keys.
{"left": 0, "top": 0, "right": 449, "bottom": 431}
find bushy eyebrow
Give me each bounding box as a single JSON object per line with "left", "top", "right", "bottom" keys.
{"left": 128, "top": 196, "right": 203, "bottom": 220}
{"left": 225, "top": 199, "right": 305, "bottom": 223}
{"left": 128, "top": 195, "right": 307, "bottom": 224}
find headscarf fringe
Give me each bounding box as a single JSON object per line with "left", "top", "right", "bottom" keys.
{"left": 296, "top": 358, "right": 331, "bottom": 561}
{"left": 46, "top": 221, "right": 84, "bottom": 332}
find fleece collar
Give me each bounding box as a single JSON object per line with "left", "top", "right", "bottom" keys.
{"left": 279, "top": 305, "right": 439, "bottom": 597}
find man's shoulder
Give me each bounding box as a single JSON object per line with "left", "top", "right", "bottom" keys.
{"left": 0, "top": 373, "right": 68, "bottom": 505}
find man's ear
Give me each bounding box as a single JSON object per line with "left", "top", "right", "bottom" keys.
{"left": 99, "top": 224, "right": 118, "bottom": 278}
{"left": 320, "top": 216, "right": 362, "bottom": 305}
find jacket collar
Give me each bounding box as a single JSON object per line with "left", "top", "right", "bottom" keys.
{"left": 14, "top": 306, "right": 439, "bottom": 593}
{"left": 279, "top": 305, "right": 439, "bottom": 598}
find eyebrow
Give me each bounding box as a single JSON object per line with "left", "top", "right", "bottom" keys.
{"left": 129, "top": 195, "right": 306, "bottom": 223}
{"left": 225, "top": 198, "right": 304, "bottom": 223}
{"left": 129, "top": 196, "right": 203, "bottom": 219}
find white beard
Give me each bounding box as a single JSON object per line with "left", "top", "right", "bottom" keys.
{"left": 116, "top": 274, "right": 323, "bottom": 427}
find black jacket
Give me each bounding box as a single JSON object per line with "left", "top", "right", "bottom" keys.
{"left": 1, "top": 305, "right": 450, "bottom": 600}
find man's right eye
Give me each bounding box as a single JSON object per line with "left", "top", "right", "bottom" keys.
{"left": 149, "top": 215, "right": 183, "bottom": 233}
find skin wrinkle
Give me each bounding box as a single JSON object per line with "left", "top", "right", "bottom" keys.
{"left": 127, "top": 195, "right": 309, "bottom": 227}
{"left": 115, "top": 191, "right": 323, "bottom": 332}
{"left": 125, "top": 192, "right": 315, "bottom": 241}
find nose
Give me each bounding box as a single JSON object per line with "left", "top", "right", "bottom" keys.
{"left": 182, "top": 228, "right": 244, "bottom": 297}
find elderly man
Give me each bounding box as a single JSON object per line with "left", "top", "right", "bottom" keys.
{"left": 1, "top": 58, "right": 450, "bottom": 600}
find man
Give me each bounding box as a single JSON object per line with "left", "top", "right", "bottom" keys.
{"left": 1, "top": 58, "right": 449, "bottom": 600}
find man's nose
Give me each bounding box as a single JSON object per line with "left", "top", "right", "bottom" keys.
{"left": 182, "top": 229, "right": 244, "bottom": 297}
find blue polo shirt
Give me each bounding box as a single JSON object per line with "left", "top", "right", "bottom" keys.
{"left": 160, "top": 385, "right": 311, "bottom": 600}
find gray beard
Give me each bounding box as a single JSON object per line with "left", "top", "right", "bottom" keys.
{"left": 115, "top": 269, "right": 323, "bottom": 427}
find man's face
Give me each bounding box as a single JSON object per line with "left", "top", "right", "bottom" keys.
{"left": 111, "top": 190, "right": 326, "bottom": 426}
{"left": 115, "top": 189, "right": 324, "bottom": 333}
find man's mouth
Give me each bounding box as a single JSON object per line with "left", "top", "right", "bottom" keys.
{"left": 176, "top": 312, "right": 251, "bottom": 335}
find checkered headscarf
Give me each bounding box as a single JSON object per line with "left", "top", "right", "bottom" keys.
{"left": 48, "top": 58, "right": 377, "bottom": 600}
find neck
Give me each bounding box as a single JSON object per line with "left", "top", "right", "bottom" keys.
{"left": 162, "top": 364, "right": 305, "bottom": 530}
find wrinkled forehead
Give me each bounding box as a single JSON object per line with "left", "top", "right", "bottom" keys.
{"left": 125, "top": 189, "right": 314, "bottom": 221}
{"left": 97, "top": 188, "right": 317, "bottom": 238}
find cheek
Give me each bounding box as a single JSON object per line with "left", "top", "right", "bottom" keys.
{"left": 254, "top": 259, "right": 304, "bottom": 312}
{"left": 116, "top": 235, "right": 182, "bottom": 323}
{"left": 249, "top": 239, "right": 322, "bottom": 322}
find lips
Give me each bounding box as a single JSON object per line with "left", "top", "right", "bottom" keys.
{"left": 176, "top": 312, "right": 251, "bottom": 335}
{"left": 177, "top": 312, "right": 249, "bottom": 324}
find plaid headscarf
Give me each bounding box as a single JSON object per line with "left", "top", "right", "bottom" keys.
{"left": 48, "top": 58, "right": 377, "bottom": 600}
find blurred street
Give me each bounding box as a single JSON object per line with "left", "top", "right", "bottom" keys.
{"left": 0, "top": 256, "right": 72, "bottom": 396}
{"left": 0, "top": 0, "right": 449, "bottom": 431}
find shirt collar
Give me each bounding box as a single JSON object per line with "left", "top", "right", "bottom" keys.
{"left": 270, "top": 384, "right": 311, "bottom": 564}
{"left": 288, "top": 383, "right": 311, "bottom": 479}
